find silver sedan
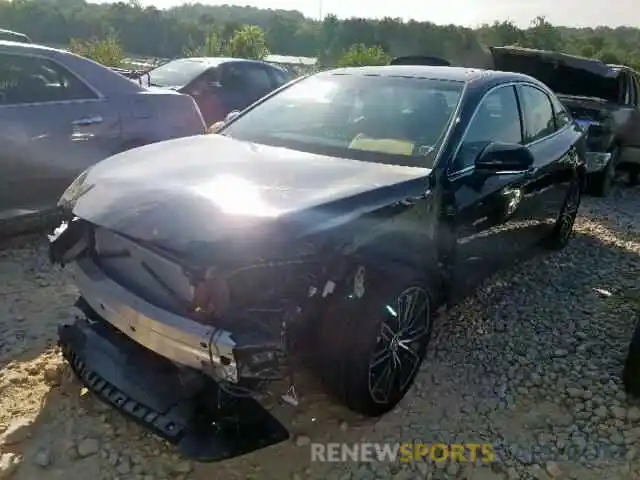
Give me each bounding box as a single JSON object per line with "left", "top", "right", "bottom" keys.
{"left": 0, "top": 40, "right": 207, "bottom": 233}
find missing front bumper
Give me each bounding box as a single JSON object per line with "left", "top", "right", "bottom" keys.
{"left": 57, "top": 316, "right": 289, "bottom": 462}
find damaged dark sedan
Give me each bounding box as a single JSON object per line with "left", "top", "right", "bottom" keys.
{"left": 49, "top": 65, "right": 587, "bottom": 461}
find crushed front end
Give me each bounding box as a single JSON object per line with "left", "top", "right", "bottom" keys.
{"left": 49, "top": 217, "right": 339, "bottom": 461}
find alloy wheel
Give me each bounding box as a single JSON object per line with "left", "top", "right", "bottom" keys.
{"left": 368, "top": 286, "right": 431, "bottom": 404}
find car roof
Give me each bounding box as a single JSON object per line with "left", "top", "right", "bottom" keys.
{"left": 0, "top": 39, "right": 60, "bottom": 53}
{"left": 167, "top": 56, "right": 284, "bottom": 69}
{"left": 321, "top": 65, "right": 535, "bottom": 85}
{"left": 0, "top": 28, "right": 28, "bottom": 36}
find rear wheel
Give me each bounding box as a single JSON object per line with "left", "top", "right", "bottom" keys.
{"left": 317, "top": 264, "right": 436, "bottom": 417}
{"left": 542, "top": 176, "right": 581, "bottom": 250}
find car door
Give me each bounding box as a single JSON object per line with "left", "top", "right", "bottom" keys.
{"left": 447, "top": 83, "right": 563, "bottom": 300}
{"left": 516, "top": 83, "right": 575, "bottom": 229}
{"left": 0, "top": 51, "right": 121, "bottom": 219}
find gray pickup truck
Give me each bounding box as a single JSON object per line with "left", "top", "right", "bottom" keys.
{"left": 0, "top": 41, "right": 207, "bottom": 234}
{"left": 489, "top": 46, "right": 640, "bottom": 196}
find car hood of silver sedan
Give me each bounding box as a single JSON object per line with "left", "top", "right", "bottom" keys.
{"left": 69, "top": 134, "right": 430, "bottom": 257}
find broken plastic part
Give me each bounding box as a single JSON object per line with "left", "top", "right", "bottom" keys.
{"left": 353, "top": 265, "right": 366, "bottom": 298}
{"left": 321, "top": 281, "right": 336, "bottom": 298}
{"left": 281, "top": 385, "right": 299, "bottom": 407}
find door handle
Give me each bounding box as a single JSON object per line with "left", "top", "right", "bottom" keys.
{"left": 71, "top": 115, "right": 103, "bottom": 127}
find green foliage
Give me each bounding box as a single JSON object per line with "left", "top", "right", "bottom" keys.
{"left": 69, "top": 34, "right": 124, "bottom": 67}
{"left": 337, "top": 44, "right": 390, "bottom": 67}
{"left": 184, "top": 30, "right": 225, "bottom": 57}
{"left": 226, "top": 25, "right": 270, "bottom": 60}
{"left": 184, "top": 24, "right": 269, "bottom": 60}
{"left": 2, "top": 1, "right": 640, "bottom": 71}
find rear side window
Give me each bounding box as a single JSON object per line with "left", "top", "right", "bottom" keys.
{"left": 269, "top": 68, "right": 289, "bottom": 88}
{"left": 550, "top": 95, "right": 572, "bottom": 129}
{"left": 519, "top": 85, "right": 556, "bottom": 143}
{"left": 0, "top": 53, "right": 97, "bottom": 105}
{"left": 243, "top": 65, "right": 274, "bottom": 96}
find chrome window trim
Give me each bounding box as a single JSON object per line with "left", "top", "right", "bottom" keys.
{"left": 447, "top": 81, "right": 570, "bottom": 178}
{"left": 0, "top": 50, "right": 104, "bottom": 108}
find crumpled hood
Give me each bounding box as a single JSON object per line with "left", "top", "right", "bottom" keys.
{"left": 490, "top": 46, "right": 620, "bottom": 103}
{"left": 70, "top": 134, "right": 429, "bottom": 256}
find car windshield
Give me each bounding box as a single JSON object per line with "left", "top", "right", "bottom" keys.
{"left": 221, "top": 72, "right": 464, "bottom": 168}
{"left": 147, "top": 59, "right": 213, "bottom": 87}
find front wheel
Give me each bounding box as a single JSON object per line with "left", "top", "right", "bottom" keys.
{"left": 317, "top": 265, "right": 436, "bottom": 417}
{"left": 542, "top": 176, "right": 582, "bottom": 250}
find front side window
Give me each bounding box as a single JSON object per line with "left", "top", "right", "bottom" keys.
{"left": 453, "top": 85, "right": 522, "bottom": 171}
{"left": 221, "top": 73, "right": 464, "bottom": 168}
{"left": 519, "top": 85, "right": 556, "bottom": 143}
{"left": 0, "top": 53, "right": 96, "bottom": 105}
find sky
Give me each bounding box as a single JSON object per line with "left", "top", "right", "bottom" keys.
{"left": 129, "top": 0, "right": 640, "bottom": 28}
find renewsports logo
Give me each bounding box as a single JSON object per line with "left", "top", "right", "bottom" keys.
{"left": 310, "top": 443, "right": 495, "bottom": 463}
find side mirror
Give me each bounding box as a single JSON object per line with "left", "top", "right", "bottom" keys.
{"left": 475, "top": 142, "right": 534, "bottom": 172}
{"left": 225, "top": 110, "right": 241, "bottom": 123}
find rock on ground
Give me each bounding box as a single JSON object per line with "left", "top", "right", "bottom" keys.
{"left": 0, "top": 184, "right": 639, "bottom": 480}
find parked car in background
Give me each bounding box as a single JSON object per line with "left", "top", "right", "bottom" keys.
{"left": 50, "top": 65, "right": 586, "bottom": 461}
{"left": 144, "top": 57, "right": 290, "bottom": 126}
{"left": 489, "top": 46, "right": 640, "bottom": 196}
{"left": 0, "top": 28, "right": 31, "bottom": 44}
{"left": 0, "top": 41, "right": 206, "bottom": 234}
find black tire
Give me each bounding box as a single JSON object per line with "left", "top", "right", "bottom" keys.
{"left": 542, "top": 176, "right": 582, "bottom": 250}
{"left": 587, "top": 149, "right": 617, "bottom": 197}
{"left": 623, "top": 317, "right": 640, "bottom": 398}
{"left": 316, "top": 263, "right": 436, "bottom": 417}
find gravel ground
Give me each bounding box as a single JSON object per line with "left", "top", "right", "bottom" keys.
{"left": 0, "top": 183, "right": 639, "bottom": 480}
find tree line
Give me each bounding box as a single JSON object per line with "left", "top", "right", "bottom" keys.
{"left": 2, "top": 0, "right": 640, "bottom": 70}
